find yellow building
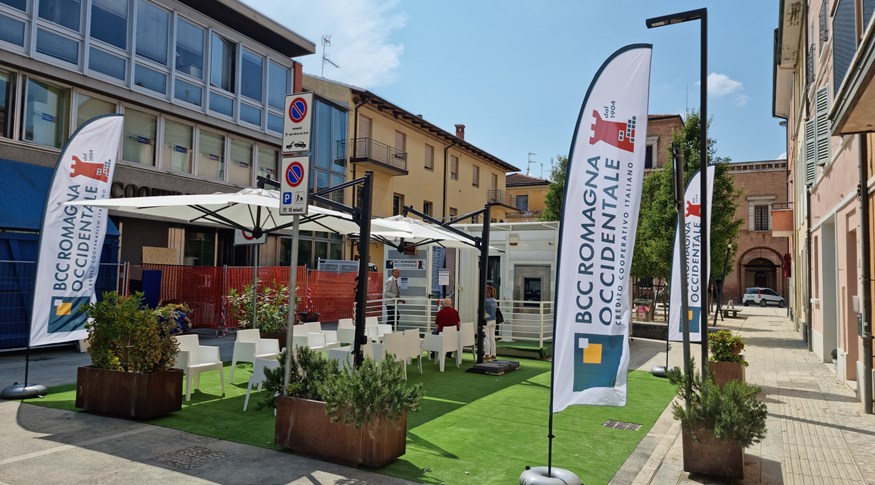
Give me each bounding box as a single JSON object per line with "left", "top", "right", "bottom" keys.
{"left": 303, "top": 75, "right": 519, "bottom": 268}
{"left": 505, "top": 173, "right": 550, "bottom": 221}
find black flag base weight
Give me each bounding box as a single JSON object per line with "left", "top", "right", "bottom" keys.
{"left": 465, "top": 359, "right": 520, "bottom": 376}
{"left": 1, "top": 383, "right": 47, "bottom": 400}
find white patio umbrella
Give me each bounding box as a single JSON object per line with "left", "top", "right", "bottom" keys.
{"left": 65, "top": 188, "right": 400, "bottom": 236}
{"left": 369, "top": 215, "right": 477, "bottom": 249}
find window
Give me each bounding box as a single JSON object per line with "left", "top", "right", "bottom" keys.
{"left": 472, "top": 165, "right": 480, "bottom": 187}
{"left": 394, "top": 130, "right": 406, "bottom": 161}
{"left": 36, "top": 28, "right": 79, "bottom": 64}
{"left": 450, "top": 155, "right": 458, "bottom": 180}
{"left": 135, "top": 2, "right": 168, "bottom": 65}
{"left": 754, "top": 205, "right": 770, "bottom": 231}
{"left": 241, "top": 49, "right": 263, "bottom": 102}
{"left": 356, "top": 115, "right": 371, "bottom": 158}
{"left": 210, "top": 33, "right": 235, "bottom": 93}
{"left": 174, "top": 78, "right": 202, "bottom": 106}
{"left": 257, "top": 146, "right": 278, "bottom": 180}
{"left": 267, "top": 61, "right": 288, "bottom": 110}
{"left": 90, "top": 0, "right": 127, "bottom": 49}
{"left": 424, "top": 143, "right": 434, "bottom": 170}
{"left": 1, "top": 0, "right": 26, "bottom": 11}
{"left": 516, "top": 195, "right": 529, "bottom": 212}
{"left": 229, "top": 139, "right": 253, "bottom": 186}
{"left": 449, "top": 207, "right": 458, "bottom": 221}
{"left": 491, "top": 173, "right": 498, "bottom": 191}
{"left": 89, "top": 47, "right": 126, "bottom": 80}
{"left": 645, "top": 139, "right": 656, "bottom": 168}
{"left": 423, "top": 200, "right": 433, "bottom": 217}
{"left": 23, "top": 78, "right": 69, "bottom": 148}
{"left": 164, "top": 119, "right": 192, "bottom": 173}
{"left": 39, "top": 0, "right": 80, "bottom": 31}
{"left": 198, "top": 130, "right": 225, "bottom": 179}
{"left": 393, "top": 193, "right": 404, "bottom": 216}
{"left": 240, "top": 103, "right": 261, "bottom": 126}
{"left": 134, "top": 63, "right": 166, "bottom": 93}
{"left": 76, "top": 94, "right": 114, "bottom": 128}
{"left": 175, "top": 18, "right": 204, "bottom": 79}
{"left": 0, "top": 70, "right": 14, "bottom": 138}
{"left": 122, "top": 108, "right": 156, "bottom": 166}
{"left": 0, "top": 13, "right": 25, "bottom": 46}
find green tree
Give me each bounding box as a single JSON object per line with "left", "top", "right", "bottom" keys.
{"left": 540, "top": 155, "right": 568, "bottom": 221}
{"left": 632, "top": 111, "right": 743, "bottom": 282}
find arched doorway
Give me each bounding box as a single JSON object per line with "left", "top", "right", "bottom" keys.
{"left": 744, "top": 257, "right": 778, "bottom": 291}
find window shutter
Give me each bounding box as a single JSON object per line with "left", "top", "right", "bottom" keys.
{"left": 805, "top": 119, "right": 816, "bottom": 186}
{"left": 815, "top": 87, "right": 830, "bottom": 166}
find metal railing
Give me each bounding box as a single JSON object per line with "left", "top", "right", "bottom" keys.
{"left": 505, "top": 210, "right": 544, "bottom": 222}
{"left": 342, "top": 137, "right": 408, "bottom": 171}
{"left": 487, "top": 189, "right": 514, "bottom": 207}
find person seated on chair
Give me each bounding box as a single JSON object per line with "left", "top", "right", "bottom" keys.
{"left": 432, "top": 298, "right": 460, "bottom": 358}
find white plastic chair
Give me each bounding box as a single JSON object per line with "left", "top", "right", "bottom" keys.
{"left": 230, "top": 329, "right": 280, "bottom": 382}
{"left": 322, "top": 330, "right": 340, "bottom": 348}
{"left": 243, "top": 357, "right": 279, "bottom": 411}
{"left": 337, "top": 318, "right": 354, "bottom": 329}
{"left": 422, "top": 326, "right": 457, "bottom": 372}
{"left": 366, "top": 316, "right": 379, "bottom": 327}
{"left": 307, "top": 332, "right": 328, "bottom": 353}
{"left": 365, "top": 324, "right": 380, "bottom": 342}
{"left": 457, "top": 322, "right": 476, "bottom": 366}
{"left": 301, "top": 321, "right": 322, "bottom": 333}
{"left": 337, "top": 327, "right": 356, "bottom": 345}
{"left": 173, "top": 334, "right": 225, "bottom": 401}
{"left": 403, "top": 328, "right": 423, "bottom": 374}
{"left": 377, "top": 323, "right": 393, "bottom": 337}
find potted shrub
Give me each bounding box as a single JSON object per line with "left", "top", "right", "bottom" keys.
{"left": 75, "top": 292, "right": 183, "bottom": 419}
{"left": 708, "top": 329, "right": 747, "bottom": 386}
{"left": 226, "top": 281, "right": 297, "bottom": 347}
{"left": 668, "top": 360, "right": 767, "bottom": 479}
{"left": 263, "top": 347, "right": 423, "bottom": 467}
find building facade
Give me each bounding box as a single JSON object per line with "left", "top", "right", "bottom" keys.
{"left": 773, "top": 0, "right": 874, "bottom": 408}
{"left": 505, "top": 173, "right": 550, "bottom": 222}
{"left": 0, "top": 0, "right": 314, "bottom": 269}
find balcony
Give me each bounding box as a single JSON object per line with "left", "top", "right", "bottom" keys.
{"left": 487, "top": 189, "right": 516, "bottom": 209}
{"left": 343, "top": 137, "right": 408, "bottom": 175}
{"left": 771, "top": 202, "right": 793, "bottom": 238}
{"left": 505, "top": 210, "right": 543, "bottom": 222}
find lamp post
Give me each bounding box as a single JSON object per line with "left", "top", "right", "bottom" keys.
{"left": 647, "top": 8, "right": 709, "bottom": 375}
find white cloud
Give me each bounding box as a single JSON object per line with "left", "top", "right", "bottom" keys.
{"left": 777, "top": 152, "right": 787, "bottom": 160}
{"left": 734, "top": 93, "right": 749, "bottom": 107}
{"left": 242, "top": 0, "right": 406, "bottom": 88}
{"left": 707, "top": 72, "right": 742, "bottom": 97}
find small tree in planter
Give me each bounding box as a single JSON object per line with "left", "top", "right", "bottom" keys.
{"left": 262, "top": 347, "right": 423, "bottom": 467}
{"left": 668, "top": 359, "right": 767, "bottom": 479}
{"left": 708, "top": 329, "right": 747, "bottom": 386}
{"left": 76, "top": 292, "right": 183, "bottom": 419}
{"left": 226, "top": 281, "right": 303, "bottom": 348}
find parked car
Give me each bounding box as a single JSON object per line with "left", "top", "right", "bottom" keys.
{"left": 742, "top": 287, "right": 785, "bottom": 307}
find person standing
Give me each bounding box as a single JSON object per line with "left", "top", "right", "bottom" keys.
{"left": 484, "top": 285, "right": 498, "bottom": 361}
{"left": 383, "top": 268, "right": 404, "bottom": 327}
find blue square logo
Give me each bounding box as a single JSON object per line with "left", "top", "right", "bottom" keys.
{"left": 573, "top": 333, "right": 624, "bottom": 391}
{"left": 48, "top": 296, "right": 90, "bottom": 333}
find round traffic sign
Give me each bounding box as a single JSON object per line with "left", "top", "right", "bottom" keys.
{"left": 288, "top": 97, "right": 308, "bottom": 123}
{"left": 285, "top": 161, "right": 305, "bottom": 187}
{"left": 241, "top": 230, "right": 256, "bottom": 241}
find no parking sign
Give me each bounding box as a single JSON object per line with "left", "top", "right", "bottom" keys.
{"left": 282, "top": 93, "right": 313, "bottom": 153}
{"left": 281, "top": 156, "right": 309, "bottom": 215}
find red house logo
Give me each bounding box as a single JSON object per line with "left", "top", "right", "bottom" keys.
{"left": 70, "top": 155, "right": 109, "bottom": 182}
{"left": 685, "top": 201, "right": 701, "bottom": 218}
{"left": 589, "top": 110, "right": 637, "bottom": 153}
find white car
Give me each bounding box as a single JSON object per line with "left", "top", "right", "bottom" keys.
{"left": 742, "top": 287, "right": 785, "bottom": 307}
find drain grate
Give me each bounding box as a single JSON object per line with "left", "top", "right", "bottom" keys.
{"left": 153, "top": 446, "right": 229, "bottom": 470}
{"left": 603, "top": 420, "right": 642, "bottom": 431}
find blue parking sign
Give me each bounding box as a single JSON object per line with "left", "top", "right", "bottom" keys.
{"left": 282, "top": 192, "right": 292, "bottom": 204}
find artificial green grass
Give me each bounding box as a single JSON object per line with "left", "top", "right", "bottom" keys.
{"left": 26, "top": 356, "right": 674, "bottom": 484}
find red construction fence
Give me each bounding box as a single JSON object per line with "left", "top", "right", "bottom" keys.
{"left": 139, "top": 264, "right": 384, "bottom": 330}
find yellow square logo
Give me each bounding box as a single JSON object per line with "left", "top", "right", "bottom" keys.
{"left": 56, "top": 302, "right": 73, "bottom": 316}
{"left": 582, "top": 343, "right": 603, "bottom": 364}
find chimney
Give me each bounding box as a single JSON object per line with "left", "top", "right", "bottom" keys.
{"left": 455, "top": 124, "right": 465, "bottom": 140}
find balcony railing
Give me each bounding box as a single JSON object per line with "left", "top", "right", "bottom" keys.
{"left": 487, "top": 189, "right": 515, "bottom": 208}
{"left": 771, "top": 202, "right": 793, "bottom": 237}
{"left": 505, "top": 210, "right": 543, "bottom": 222}
{"left": 342, "top": 137, "right": 408, "bottom": 173}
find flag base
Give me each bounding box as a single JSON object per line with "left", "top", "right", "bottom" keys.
{"left": 465, "top": 359, "right": 520, "bottom": 376}
{"left": 519, "top": 466, "right": 581, "bottom": 485}
{"left": 651, "top": 365, "right": 668, "bottom": 377}
{"left": 1, "top": 383, "right": 48, "bottom": 400}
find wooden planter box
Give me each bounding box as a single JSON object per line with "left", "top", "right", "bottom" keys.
{"left": 261, "top": 330, "right": 287, "bottom": 350}
{"left": 76, "top": 366, "right": 183, "bottom": 419}
{"left": 275, "top": 396, "right": 407, "bottom": 467}
{"left": 682, "top": 426, "right": 744, "bottom": 479}
{"left": 708, "top": 361, "right": 746, "bottom": 387}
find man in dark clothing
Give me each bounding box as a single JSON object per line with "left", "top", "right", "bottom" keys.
{"left": 434, "top": 298, "right": 460, "bottom": 333}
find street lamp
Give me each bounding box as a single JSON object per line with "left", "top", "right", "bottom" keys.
{"left": 647, "top": 8, "right": 710, "bottom": 376}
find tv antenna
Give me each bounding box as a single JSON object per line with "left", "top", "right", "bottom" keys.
{"left": 527, "top": 152, "right": 537, "bottom": 175}
{"left": 321, "top": 35, "right": 339, "bottom": 77}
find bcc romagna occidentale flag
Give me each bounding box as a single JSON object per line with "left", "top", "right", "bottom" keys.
{"left": 29, "top": 114, "right": 124, "bottom": 346}
{"left": 551, "top": 45, "right": 652, "bottom": 411}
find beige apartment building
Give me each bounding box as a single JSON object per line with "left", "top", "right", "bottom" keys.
{"left": 773, "top": 0, "right": 874, "bottom": 410}
{"left": 302, "top": 74, "right": 519, "bottom": 269}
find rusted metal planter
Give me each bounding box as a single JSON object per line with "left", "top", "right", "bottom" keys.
{"left": 682, "top": 426, "right": 744, "bottom": 479}
{"left": 76, "top": 366, "right": 183, "bottom": 419}
{"left": 275, "top": 396, "right": 407, "bottom": 467}
{"left": 708, "top": 361, "right": 745, "bottom": 387}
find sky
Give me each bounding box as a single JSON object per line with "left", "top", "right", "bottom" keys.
{"left": 244, "top": 0, "right": 786, "bottom": 177}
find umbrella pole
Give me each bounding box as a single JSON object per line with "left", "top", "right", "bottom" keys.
{"left": 283, "top": 216, "right": 300, "bottom": 395}
{"left": 252, "top": 244, "right": 259, "bottom": 329}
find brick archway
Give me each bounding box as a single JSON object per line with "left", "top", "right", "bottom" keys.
{"left": 738, "top": 247, "right": 785, "bottom": 297}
